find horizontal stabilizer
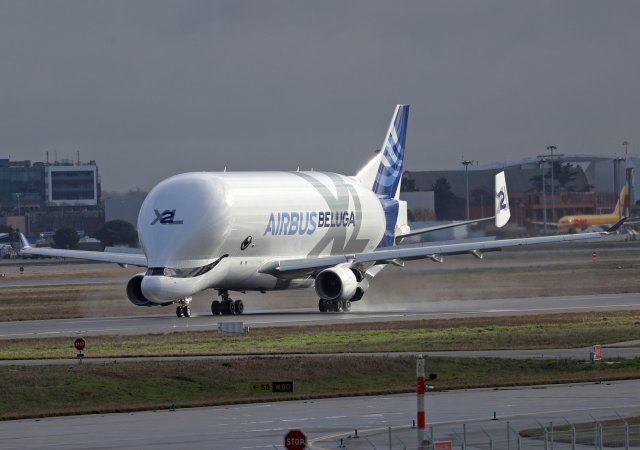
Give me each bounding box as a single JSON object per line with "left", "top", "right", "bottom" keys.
{"left": 606, "top": 217, "right": 627, "bottom": 232}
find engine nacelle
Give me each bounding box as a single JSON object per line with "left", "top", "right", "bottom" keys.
{"left": 315, "top": 267, "right": 369, "bottom": 302}
{"left": 126, "top": 273, "right": 155, "bottom": 307}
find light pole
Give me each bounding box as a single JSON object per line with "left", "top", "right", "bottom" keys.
{"left": 546, "top": 146, "right": 557, "bottom": 222}
{"left": 461, "top": 159, "right": 474, "bottom": 220}
{"left": 539, "top": 158, "right": 548, "bottom": 234}
{"left": 613, "top": 157, "right": 624, "bottom": 199}
{"left": 622, "top": 141, "right": 630, "bottom": 217}
{"left": 538, "top": 147, "right": 563, "bottom": 224}
{"left": 15, "top": 193, "right": 23, "bottom": 216}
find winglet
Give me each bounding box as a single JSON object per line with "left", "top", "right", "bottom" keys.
{"left": 494, "top": 171, "right": 510, "bottom": 228}
{"left": 19, "top": 233, "right": 31, "bottom": 250}
{"left": 605, "top": 217, "right": 627, "bottom": 233}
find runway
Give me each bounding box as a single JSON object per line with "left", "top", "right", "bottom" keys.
{"left": 1, "top": 380, "right": 638, "bottom": 450}
{"left": 0, "top": 292, "right": 638, "bottom": 339}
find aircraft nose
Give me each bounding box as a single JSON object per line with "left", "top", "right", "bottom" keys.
{"left": 138, "top": 173, "right": 230, "bottom": 269}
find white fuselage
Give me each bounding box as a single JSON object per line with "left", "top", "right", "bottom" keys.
{"left": 137, "top": 171, "right": 386, "bottom": 303}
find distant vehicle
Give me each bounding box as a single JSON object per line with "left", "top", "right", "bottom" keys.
{"left": 557, "top": 185, "right": 627, "bottom": 233}
{"left": 20, "top": 105, "right": 623, "bottom": 318}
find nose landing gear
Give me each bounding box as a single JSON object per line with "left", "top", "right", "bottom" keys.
{"left": 211, "top": 289, "right": 244, "bottom": 316}
{"left": 175, "top": 297, "right": 193, "bottom": 318}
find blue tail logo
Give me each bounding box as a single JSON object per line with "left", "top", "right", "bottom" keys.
{"left": 372, "top": 104, "right": 409, "bottom": 199}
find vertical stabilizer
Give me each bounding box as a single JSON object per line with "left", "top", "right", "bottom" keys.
{"left": 613, "top": 184, "right": 628, "bottom": 218}
{"left": 495, "top": 171, "right": 510, "bottom": 228}
{"left": 356, "top": 104, "right": 409, "bottom": 200}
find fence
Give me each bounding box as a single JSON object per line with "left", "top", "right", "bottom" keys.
{"left": 299, "top": 413, "right": 640, "bottom": 450}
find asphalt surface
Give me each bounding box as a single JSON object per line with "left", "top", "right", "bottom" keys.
{"left": 1, "top": 380, "right": 638, "bottom": 450}
{"left": 0, "top": 291, "right": 638, "bottom": 339}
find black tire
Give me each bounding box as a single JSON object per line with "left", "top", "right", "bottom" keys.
{"left": 342, "top": 300, "right": 351, "bottom": 312}
{"left": 228, "top": 300, "right": 236, "bottom": 315}
{"left": 183, "top": 306, "right": 191, "bottom": 317}
{"left": 318, "top": 299, "right": 327, "bottom": 313}
{"left": 331, "top": 299, "right": 340, "bottom": 312}
{"left": 176, "top": 306, "right": 184, "bottom": 317}
{"left": 211, "top": 300, "right": 222, "bottom": 315}
{"left": 234, "top": 300, "right": 244, "bottom": 314}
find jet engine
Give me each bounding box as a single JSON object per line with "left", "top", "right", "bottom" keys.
{"left": 126, "top": 273, "right": 155, "bottom": 306}
{"left": 315, "top": 267, "right": 369, "bottom": 302}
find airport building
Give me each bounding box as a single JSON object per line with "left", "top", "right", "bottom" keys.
{"left": 0, "top": 157, "right": 104, "bottom": 234}
{"left": 402, "top": 154, "right": 637, "bottom": 230}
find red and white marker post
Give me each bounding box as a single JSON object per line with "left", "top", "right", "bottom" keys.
{"left": 417, "top": 354, "right": 426, "bottom": 444}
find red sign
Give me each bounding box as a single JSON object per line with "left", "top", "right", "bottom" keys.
{"left": 594, "top": 344, "right": 602, "bottom": 361}
{"left": 284, "top": 429, "right": 307, "bottom": 450}
{"left": 435, "top": 441, "right": 453, "bottom": 450}
{"left": 74, "top": 337, "right": 86, "bottom": 351}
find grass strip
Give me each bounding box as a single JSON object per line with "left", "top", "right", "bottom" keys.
{"left": 1, "top": 356, "right": 639, "bottom": 421}
{"left": 1, "top": 312, "right": 639, "bottom": 360}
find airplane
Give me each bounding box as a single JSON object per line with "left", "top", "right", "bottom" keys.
{"left": 556, "top": 185, "right": 628, "bottom": 233}
{"left": 19, "top": 105, "right": 625, "bottom": 318}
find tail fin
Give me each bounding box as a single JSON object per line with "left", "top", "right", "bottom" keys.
{"left": 495, "top": 171, "right": 510, "bottom": 228}
{"left": 356, "top": 104, "right": 409, "bottom": 200}
{"left": 613, "top": 184, "right": 628, "bottom": 217}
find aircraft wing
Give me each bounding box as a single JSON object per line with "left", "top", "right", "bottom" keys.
{"left": 397, "top": 171, "right": 510, "bottom": 241}
{"left": 0, "top": 233, "right": 9, "bottom": 239}
{"left": 396, "top": 216, "right": 494, "bottom": 240}
{"left": 19, "top": 234, "right": 147, "bottom": 266}
{"left": 264, "top": 218, "right": 626, "bottom": 276}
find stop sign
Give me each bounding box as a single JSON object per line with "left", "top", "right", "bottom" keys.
{"left": 284, "top": 429, "right": 307, "bottom": 450}
{"left": 74, "top": 337, "right": 86, "bottom": 351}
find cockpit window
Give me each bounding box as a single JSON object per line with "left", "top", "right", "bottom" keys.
{"left": 146, "top": 255, "right": 227, "bottom": 278}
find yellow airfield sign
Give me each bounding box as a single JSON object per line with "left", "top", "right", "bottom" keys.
{"left": 250, "top": 381, "right": 294, "bottom": 393}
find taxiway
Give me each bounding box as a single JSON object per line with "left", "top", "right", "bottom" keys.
{"left": 0, "top": 380, "right": 638, "bottom": 449}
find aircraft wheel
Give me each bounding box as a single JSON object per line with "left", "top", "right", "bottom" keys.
{"left": 228, "top": 300, "right": 236, "bottom": 315}
{"left": 211, "top": 300, "right": 222, "bottom": 315}
{"left": 318, "top": 299, "right": 327, "bottom": 313}
{"left": 176, "top": 306, "right": 184, "bottom": 317}
{"left": 183, "top": 306, "right": 191, "bottom": 317}
{"left": 342, "top": 300, "right": 351, "bottom": 312}
{"left": 234, "top": 300, "right": 244, "bottom": 314}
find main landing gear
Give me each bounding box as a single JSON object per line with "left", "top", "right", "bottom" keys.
{"left": 318, "top": 298, "right": 351, "bottom": 313}
{"left": 211, "top": 289, "right": 244, "bottom": 316}
{"left": 176, "top": 297, "right": 193, "bottom": 318}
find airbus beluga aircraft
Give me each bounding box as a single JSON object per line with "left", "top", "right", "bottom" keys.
{"left": 20, "top": 105, "right": 624, "bottom": 318}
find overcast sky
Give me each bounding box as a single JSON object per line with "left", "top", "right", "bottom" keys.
{"left": 1, "top": 1, "right": 638, "bottom": 192}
